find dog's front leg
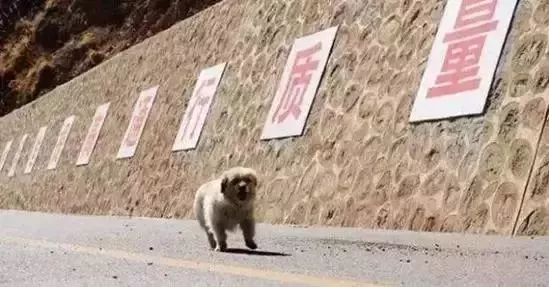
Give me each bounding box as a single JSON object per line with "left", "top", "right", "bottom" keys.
{"left": 240, "top": 217, "right": 257, "bottom": 250}
{"left": 206, "top": 232, "right": 216, "bottom": 249}
{"left": 212, "top": 223, "right": 227, "bottom": 252}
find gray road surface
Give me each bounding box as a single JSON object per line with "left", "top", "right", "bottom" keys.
{"left": 0, "top": 210, "right": 547, "bottom": 287}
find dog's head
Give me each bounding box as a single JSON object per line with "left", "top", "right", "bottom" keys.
{"left": 220, "top": 167, "right": 258, "bottom": 206}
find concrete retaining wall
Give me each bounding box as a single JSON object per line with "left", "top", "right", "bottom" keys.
{"left": 0, "top": 0, "right": 548, "bottom": 236}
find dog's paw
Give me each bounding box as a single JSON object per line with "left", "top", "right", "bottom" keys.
{"left": 207, "top": 234, "right": 216, "bottom": 249}
{"left": 214, "top": 242, "right": 227, "bottom": 252}
{"left": 245, "top": 240, "right": 258, "bottom": 250}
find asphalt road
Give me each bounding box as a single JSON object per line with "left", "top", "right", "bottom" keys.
{"left": 0, "top": 210, "right": 547, "bottom": 287}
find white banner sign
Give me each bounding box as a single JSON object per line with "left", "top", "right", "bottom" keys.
{"left": 410, "top": 0, "right": 518, "bottom": 122}
{"left": 117, "top": 86, "right": 158, "bottom": 159}
{"left": 24, "top": 126, "right": 48, "bottom": 174}
{"left": 173, "top": 63, "right": 226, "bottom": 151}
{"left": 8, "top": 134, "right": 28, "bottom": 177}
{"left": 261, "top": 26, "right": 338, "bottom": 140}
{"left": 47, "top": 116, "right": 75, "bottom": 170}
{"left": 77, "top": 103, "right": 110, "bottom": 166}
{"left": 0, "top": 140, "right": 13, "bottom": 172}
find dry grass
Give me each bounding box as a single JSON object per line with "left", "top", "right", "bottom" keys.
{"left": 79, "top": 31, "right": 97, "bottom": 48}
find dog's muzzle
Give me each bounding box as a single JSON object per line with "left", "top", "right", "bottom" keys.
{"left": 237, "top": 185, "right": 248, "bottom": 201}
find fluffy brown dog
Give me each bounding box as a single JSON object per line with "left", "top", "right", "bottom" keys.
{"left": 193, "top": 167, "right": 259, "bottom": 252}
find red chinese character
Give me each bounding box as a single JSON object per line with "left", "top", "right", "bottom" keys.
{"left": 93, "top": 113, "right": 102, "bottom": 122}
{"left": 427, "top": 0, "right": 498, "bottom": 98}
{"left": 453, "top": 0, "right": 498, "bottom": 31}
{"left": 126, "top": 115, "right": 144, "bottom": 146}
{"left": 84, "top": 129, "right": 99, "bottom": 152}
{"left": 272, "top": 42, "right": 322, "bottom": 123}
{"left": 126, "top": 96, "right": 151, "bottom": 146}
{"left": 181, "top": 78, "right": 216, "bottom": 139}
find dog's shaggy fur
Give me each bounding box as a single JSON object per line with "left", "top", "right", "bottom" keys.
{"left": 193, "top": 167, "right": 259, "bottom": 252}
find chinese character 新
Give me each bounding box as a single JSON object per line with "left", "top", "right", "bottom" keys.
{"left": 427, "top": 0, "right": 498, "bottom": 98}
{"left": 272, "top": 42, "right": 322, "bottom": 123}
{"left": 180, "top": 78, "right": 216, "bottom": 139}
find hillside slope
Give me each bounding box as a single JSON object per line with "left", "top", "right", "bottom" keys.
{"left": 0, "top": 0, "right": 220, "bottom": 116}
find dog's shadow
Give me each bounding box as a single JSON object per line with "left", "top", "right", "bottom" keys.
{"left": 224, "top": 248, "right": 291, "bottom": 257}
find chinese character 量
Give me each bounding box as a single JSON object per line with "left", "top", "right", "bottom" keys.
{"left": 427, "top": 0, "right": 499, "bottom": 98}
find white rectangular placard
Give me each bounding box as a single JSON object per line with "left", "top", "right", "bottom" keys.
{"left": 8, "top": 134, "right": 28, "bottom": 177}
{"left": 410, "top": 0, "right": 519, "bottom": 122}
{"left": 261, "top": 26, "right": 338, "bottom": 140}
{"left": 173, "top": 63, "right": 226, "bottom": 151}
{"left": 0, "top": 140, "right": 13, "bottom": 172}
{"left": 117, "top": 86, "right": 158, "bottom": 159}
{"left": 47, "top": 116, "right": 75, "bottom": 170}
{"left": 24, "top": 126, "right": 48, "bottom": 174}
{"left": 77, "top": 103, "right": 110, "bottom": 166}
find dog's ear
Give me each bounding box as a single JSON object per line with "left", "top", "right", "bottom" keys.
{"left": 221, "top": 176, "right": 228, "bottom": 194}
{"left": 248, "top": 172, "right": 258, "bottom": 188}
{"left": 250, "top": 175, "right": 258, "bottom": 188}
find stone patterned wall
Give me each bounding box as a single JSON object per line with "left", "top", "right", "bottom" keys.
{"left": 515, "top": 0, "right": 549, "bottom": 234}
{"left": 0, "top": 0, "right": 548, "bottom": 236}
{"left": 492, "top": 0, "right": 549, "bottom": 236}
